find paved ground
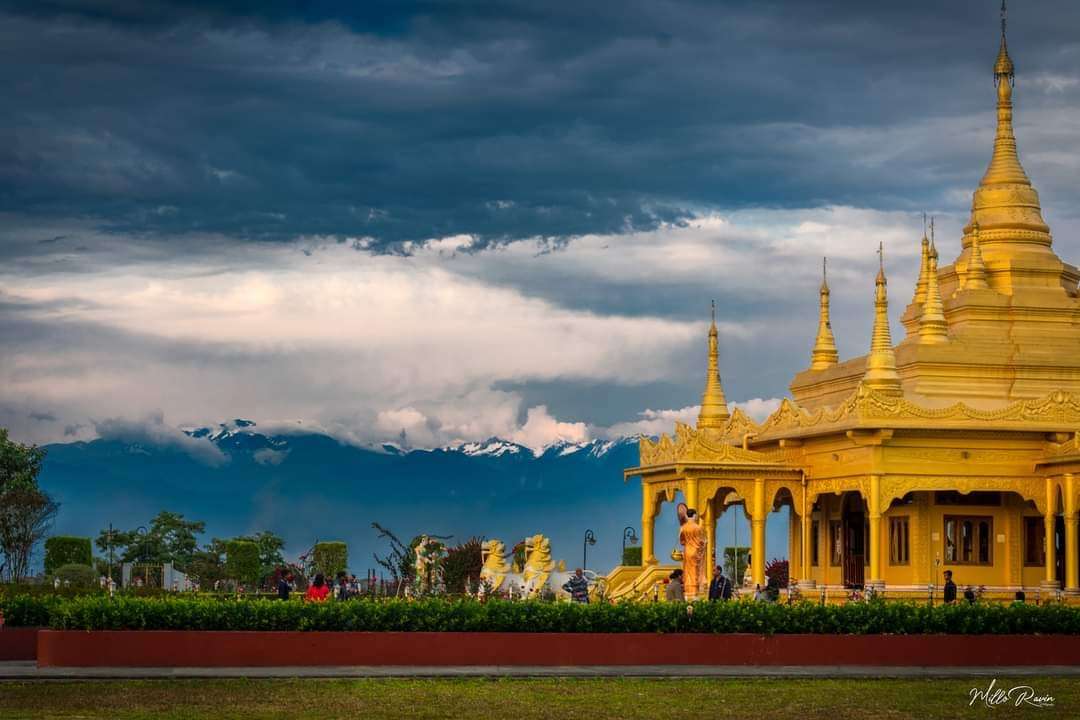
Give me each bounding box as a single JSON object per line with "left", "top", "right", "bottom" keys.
{"left": 3, "top": 661, "right": 1080, "bottom": 679}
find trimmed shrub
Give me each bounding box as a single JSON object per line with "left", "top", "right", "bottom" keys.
{"left": 444, "top": 538, "right": 482, "bottom": 594}
{"left": 225, "top": 540, "right": 261, "bottom": 586}
{"left": 44, "top": 536, "right": 92, "bottom": 575}
{"left": 622, "top": 546, "right": 642, "bottom": 567}
{"left": 29, "top": 596, "right": 1080, "bottom": 634}
{"left": 312, "top": 542, "right": 348, "bottom": 578}
{"left": 53, "top": 563, "right": 98, "bottom": 588}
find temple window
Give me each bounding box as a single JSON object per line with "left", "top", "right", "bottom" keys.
{"left": 1024, "top": 517, "right": 1045, "bottom": 566}
{"left": 944, "top": 515, "right": 993, "bottom": 565}
{"left": 889, "top": 516, "right": 910, "bottom": 565}
{"left": 811, "top": 520, "right": 820, "bottom": 566}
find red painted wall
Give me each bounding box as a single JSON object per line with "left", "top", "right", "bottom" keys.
{"left": 0, "top": 628, "right": 39, "bottom": 661}
{"left": 36, "top": 630, "right": 1080, "bottom": 668}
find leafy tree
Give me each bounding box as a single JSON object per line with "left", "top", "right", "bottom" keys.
{"left": 444, "top": 538, "right": 483, "bottom": 594}
{"left": 233, "top": 530, "right": 285, "bottom": 580}
{"left": 0, "top": 429, "right": 54, "bottom": 582}
{"left": 44, "top": 536, "right": 93, "bottom": 574}
{"left": 0, "top": 428, "right": 46, "bottom": 494}
{"left": 225, "top": 539, "right": 261, "bottom": 587}
{"left": 723, "top": 546, "right": 750, "bottom": 584}
{"left": 96, "top": 511, "right": 206, "bottom": 571}
{"left": 0, "top": 486, "right": 59, "bottom": 582}
{"left": 372, "top": 523, "right": 414, "bottom": 583}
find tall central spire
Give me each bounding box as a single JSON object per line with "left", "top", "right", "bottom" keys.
{"left": 697, "top": 301, "right": 730, "bottom": 430}
{"left": 964, "top": 0, "right": 1053, "bottom": 277}
{"left": 861, "top": 243, "right": 902, "bottom": 396}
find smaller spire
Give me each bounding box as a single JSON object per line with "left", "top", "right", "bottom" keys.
{"left": 697, "top": 302, "right": 730, "bottom": 430}
{"left": 919, "top": 219, "right": 948, "bottom": 344}
{"left": 862, "top": 243, "right": 903, "bottom": 396}
{"left": 963, "top": 222, "right": 990, "bottom": 290}
{"left": 995, "top": 0, "right": 1014, "bottom": 83}
{"left": 913, "top": 213, "right": 931, "bottom": 305}
{"left": 810, "top": 257, "right": 839, "bottom": 370}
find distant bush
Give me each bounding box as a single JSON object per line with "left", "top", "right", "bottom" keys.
{"left": 312, "top": 542, "right": 348, "bottom": 578}
{"left": 43, "top": 537, "right": 92, "bottom": 575}
{"left": 622, "top": 547, "right": 642, "bottom": 567}
{"left": 53, "top": 564, "right": 98, "bottom": 588}
{"left": 9, "top": 596, "right": 1079, "bottom": 634}
{"left": 224, "top": 540, "right": 261, "bottom": 586}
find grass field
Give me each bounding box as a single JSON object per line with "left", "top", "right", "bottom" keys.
{"left": 0, "top": 677, "right": 1076, "bottom": 719}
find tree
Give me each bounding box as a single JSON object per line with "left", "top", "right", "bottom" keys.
{"left": 0, "top": 428, "right": 46, "bottom": 494}
{"left": 0, "top": 486, "right": 59, "bottom": 582}
{"left": 96, "top": 511, "right": 206, "bottom": 571}
{"left": 0, "top": 429, "right": 53, "bottom": 582}
{"left": 225, "top": 539, "right": 261, "bottom": 587}
{"left": 444, "top": 538, "right": 483, "bottom": 594}
{"left": 234, "top": 530, "right": 285, "bottom": 580}
{"left": 372, "top": 523, "right": 414, "bottom": 583}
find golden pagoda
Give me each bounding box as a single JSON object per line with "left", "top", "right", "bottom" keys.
{"left": 612, "top": 4, "right": 1080, "bottom": 600}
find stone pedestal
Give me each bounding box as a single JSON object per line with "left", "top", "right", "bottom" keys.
{"left": 865, "top": 579, "right": 885, "bottom": 593}
{"left": 797, "top": 579, "right": 818, "bottom": 590}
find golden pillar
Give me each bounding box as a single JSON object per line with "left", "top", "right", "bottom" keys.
{"left": 705, "top": 497, "right": 716, "bottom": 585}
{"left": 641, "top": 483, "right": 657, "bottom": 565}
{"left": 751, "top": 477, "right": 766, "bottom": 587}
{"left": 685, "top": 477, "right": 700, "bottom": 515}
{"left": 867, "top": 474, "right": 883, "bottom": 590}
{"left": 1066, "top": 474, "right": 1078, "bottom": 594}
{"left": 801, "top": 488, "right": 815, "bottom": 587}
{"left": 1045, "top": 478, "right": 1060, "bottom": 589}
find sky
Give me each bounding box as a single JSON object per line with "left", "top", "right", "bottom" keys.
{"left": 3, "top": 0, "right": 1080, "bottom": 456}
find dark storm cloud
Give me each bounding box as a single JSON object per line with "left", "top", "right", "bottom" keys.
{"left": 3, "top": 1, "right": 1078, "bottom": 249}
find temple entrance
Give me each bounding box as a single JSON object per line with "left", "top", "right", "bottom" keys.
{"left": 841, "top": 492, "right": 866, "bottom": 588}
{"left": 1055, "top": 515, "right": 1066, "bottom": 585}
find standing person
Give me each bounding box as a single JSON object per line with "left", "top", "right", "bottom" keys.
{"left": 335, "top": 571, "right": 351, "bottom": 601}
{"left": 665, "top": 569, "right": 685, "bottom": 601}
{"left": 708, "top": 566, "right": 732, "bottom": 601}
{"left": 305, "top": 573, "right": 330, "bottom": 602}
{"left": 942, "top": 570, "right": 957, "bottom": 604}
{"left": 562, "top": 568, "right": 590, "bottom": 603}
{"left": 277, "top": 572, "right": 292, "bottom": 601}
{"left": 677, "top": 504, "right": 706, "bottom": 600}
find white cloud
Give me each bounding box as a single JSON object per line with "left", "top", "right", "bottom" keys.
{"left": 93, "top": 413, "right": 227, "bottom": 466}
{"left": 602, "top": 397, "right": 783, "bottom": 439}
{"left": 510, "top": 405, "right": 590, "bottom": 453}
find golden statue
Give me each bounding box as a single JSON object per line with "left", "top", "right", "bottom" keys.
{"left": 479, "top": 539, "right": 512, "bottom": 591}
{"left": 522, "top": 534, "right": 555, "bottom": 596}
{"left": 677, "top": 502, "right": 706, "bottom": 599}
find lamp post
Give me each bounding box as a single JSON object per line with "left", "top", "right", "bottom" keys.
{"left": 135, "top": 526, "right": 149, "bottom": 586}
{"left": 583, "top": 529, "right": 596, "bottom": 570}
{"left": 621, "top": 526, "right": 638, "bottom": 562}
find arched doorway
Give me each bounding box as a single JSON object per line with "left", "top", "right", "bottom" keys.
{"left": 839, "top": 491, "right": 866, "bottom": 588}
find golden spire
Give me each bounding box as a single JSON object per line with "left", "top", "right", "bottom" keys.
{"left": 810, "top": 257, "right": 839, "bottom": 370}
{"left": 966, "top": 0, "right": 1051, "bottom": 261}
{"left": 963, "top": 221, "right": 990, "bottom": 290}
{"left": 919, "top": 219, "right": 948, "bottom": 344}
{"left": 697, "top": 300, "right": 730, "bottom": 429}
{"left": 862, "top": 243, "right": 903, "bottom": 396}
{"left": 912, "top": 213, "right": 931, "bottom": 305}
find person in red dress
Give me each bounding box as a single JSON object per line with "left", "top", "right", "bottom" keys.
{"left": 305, "top": 573, "right": 330, "bottom": 602}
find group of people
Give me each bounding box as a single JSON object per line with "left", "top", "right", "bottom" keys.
{"left": 276, "top": 571, "right": 364, "bottom": 602}
{"left": 665, "top": 565, "right": 738, "bottom": 601}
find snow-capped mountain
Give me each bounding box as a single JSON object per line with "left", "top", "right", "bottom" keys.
{"left": 36, "top": 420, "right": 657, "bottom": 572}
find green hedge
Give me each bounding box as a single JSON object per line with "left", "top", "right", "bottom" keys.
{"left": 2, "top": 595, "right": 1077, "bottom": 634}
{"left": 44, "top": 536, "right": 92, "bottom": 575}
{"left": 225, "top": 540, "right": 261, "bottom": 586}
{"left": 622, "top": 546, "right": 642, "bottom": 566}
{"left": 312, "top": 542, "right": 348, "bottom": 578}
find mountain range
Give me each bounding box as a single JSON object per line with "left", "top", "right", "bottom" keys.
{"left": 37, "top": 420, "right": 787, "bottom": 573}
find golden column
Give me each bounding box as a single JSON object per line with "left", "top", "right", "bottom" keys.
{"left": 867, "top": 474, "right": 883, "bottom": 590}
{"left": 641, "top": 483, "right": 657, "bottom": 565}
{"left": 704, "top": 498, "right": 716, "bottom": 585}
{"left": 1044, "top": 478, "right": 1059, "bottom": 589}
{"left": 1066, "top": 474, "right": 1078, "bottom": 594}
{"left": 751, "top": 477, "right": 766, "bottom": 587}
{"left": 800, "top": 481, "right": 816, "bottom": 588}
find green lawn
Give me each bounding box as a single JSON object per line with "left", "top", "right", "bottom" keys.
{"left": 0, "top": 677, "right": 1076, "bottom": 719}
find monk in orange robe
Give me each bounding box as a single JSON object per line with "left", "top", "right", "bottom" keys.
{"left": 678, "top": 503, "right": 706, "bottom": 600}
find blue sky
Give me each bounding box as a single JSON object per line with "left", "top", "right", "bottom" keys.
{"left": 2, "top": 0, "right": 1080, "bottom": 455}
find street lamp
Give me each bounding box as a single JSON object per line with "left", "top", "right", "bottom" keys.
{"left": 583, "top": 529, "right": 596, "bottom": 570}
{"left": 621, "top": 526, "right": 638, "bottom": 559}
{"left": 135, "top": 526, "right": 149, "bottom": 587}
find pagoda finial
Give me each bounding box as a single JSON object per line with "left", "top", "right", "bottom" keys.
{"left": 697, "top": 302, "right": 730, "bottom": 429}
{"left": 964, "top": 221, "right": 990, "bottom": 290}
{"left": 862, "top": 244, "right": 903, "bottom": 396}
{"left": 810, "top": 256, "right": 839, "bottom": 370}
{"left": 919, "top": 218, "right": 948, "bottom": 344}
{"left": 913, "top": 213, "right": 931, "bottom": 305}
{"left": 980, "top": 0, "right": 1026, "bottom": 188}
